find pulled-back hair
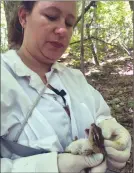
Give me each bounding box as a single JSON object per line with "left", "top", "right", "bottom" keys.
{"left": 9, "top": 1, "right": 36, "bottom": 49}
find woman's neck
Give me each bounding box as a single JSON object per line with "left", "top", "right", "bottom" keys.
{"left": 17, "top": 46, "right": 51, "bottom": 77}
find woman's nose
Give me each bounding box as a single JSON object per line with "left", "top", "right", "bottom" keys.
{"left": 54, "top": 21, "right": 68, "bottom": 37}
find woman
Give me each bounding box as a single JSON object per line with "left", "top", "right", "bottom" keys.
{"left": 1, "top": 1, "right": 131, "bottom": 173}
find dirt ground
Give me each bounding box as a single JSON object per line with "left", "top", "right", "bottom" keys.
{"left": 60, "top": 54, "right": 133, "bottom": 173}
{"left": 85, "top": 56, "right": 133, "bottom": 173}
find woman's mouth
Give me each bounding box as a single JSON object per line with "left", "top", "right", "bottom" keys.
{"left": 49, "top": 41, "right": 64, "bottom": 49}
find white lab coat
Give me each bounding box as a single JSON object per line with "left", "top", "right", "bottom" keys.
{"left": 1, "top": 50, "right": 112, "bottom": 172}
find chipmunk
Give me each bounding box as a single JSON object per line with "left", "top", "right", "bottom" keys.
{"left": 65, "top": 124, "right": 106, "bottom": 173}
{"left": 65, "top": 123, "right": 106, "bottom": 157}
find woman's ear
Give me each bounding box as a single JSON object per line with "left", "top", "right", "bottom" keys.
{"left": 18, "top": 6, "right": 29, "bottom": 29}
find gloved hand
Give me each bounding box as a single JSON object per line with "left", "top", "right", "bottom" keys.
{"left": 98, "top": 118, "right": 131, "bottom": 169}
{"left": 81, "top": 160, "right": 107, "bottom": 173}
{"left": 58, "top": 152, "right": 104, "bottom": 173}
{"left": 90, "top": 159, "right": 107, "bottom": 173}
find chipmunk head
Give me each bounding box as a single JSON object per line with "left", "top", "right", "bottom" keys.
{"left": 85, "top": 124, "right": 105, "bottom": 155}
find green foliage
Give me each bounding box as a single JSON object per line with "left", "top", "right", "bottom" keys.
{"left": 1, "top": 1, "right": 133, "bottom": 60}
{"left": 0, "top": 45, "right": 8, "bottom": 53}
{"left": 69, "top": 1, "right": 133, "bottom": 66}
{"left": 1, "top": 1, "right": 8, "bottom": 52}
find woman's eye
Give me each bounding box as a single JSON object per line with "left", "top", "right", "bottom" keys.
{"left": 45, "top": 15, "right": 57, "bottom": 21}
{"left": 45, "top": 14, "right": 74, "bottom": 27}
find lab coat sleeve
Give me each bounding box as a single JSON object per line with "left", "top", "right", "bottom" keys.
{"left": 1, "top": 60, "right": 59, "bottom": 173}
{"left": 88, "top": 85, "right": 113, "bottom": 125}
{"left": 1, "top": 152, "right": 59, "bottom": 173}
{"left": 71, "top": 68, "right": 113, "bottom": 125}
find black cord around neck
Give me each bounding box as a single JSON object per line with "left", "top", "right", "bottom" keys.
{"left": 49, "top": 85, "right": 67, "bottom": 105}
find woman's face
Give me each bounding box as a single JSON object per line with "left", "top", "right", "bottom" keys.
{"left": 20, "top": 1, "right": 77, "bottom": 64}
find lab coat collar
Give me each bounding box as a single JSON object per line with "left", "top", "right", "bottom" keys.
{"left": 3, "top": 49, "right": 65, "bottom": 78}
{"left": 2, "top": 49, "right": 65, "bottom": 94}
{"left": 3, "top": 49, "right": 34, "bottom": 77}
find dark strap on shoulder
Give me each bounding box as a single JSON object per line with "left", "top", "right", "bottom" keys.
{"left": 0, "top": 136, "right": 50, "bottom": 157}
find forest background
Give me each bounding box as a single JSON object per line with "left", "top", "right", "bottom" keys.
{"left": 1, "top": 1, "right": 133, "bottom": 173}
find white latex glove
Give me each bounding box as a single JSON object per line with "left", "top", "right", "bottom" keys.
{"left": 98, "top": 118, "right": 131, "bottom": 169}
{"left": 62, "top": 139, "right": 104, "bottom": 173}
{"left": 90, "top": 159, "right": 107, "bottom": 173}
{"left": 58, "top": 152, "right": 104, "bottom": 173}
{"left": 65, "top": 139, "right": 94, "bottom": 155}
{"left": 81, "top": 160, "right": 107, "bottom": 173}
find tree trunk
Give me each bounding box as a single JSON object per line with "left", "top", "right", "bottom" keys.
{"left": 80, "top": 0, "right": 85, "bottom": 74}
{"left": 129, "top": 1, "right": 134, "bottom": 11}
{"left": 87, "top": 31, "right": 99, "bottom": 66}
{"left": 91, "top": 40, "right": 99, "bottom": 66}
{"left": 3, "top": 1, "right": 20, "bottom": 47}
{"left": 74, "top": 1, "right": 96, "bottom": 28}
{"left": 86, "top": 6, "right": 99, "bottom": 66}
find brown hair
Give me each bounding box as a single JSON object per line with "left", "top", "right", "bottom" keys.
{"left": 9, "top": 1, "right": 36, "bottom": 49}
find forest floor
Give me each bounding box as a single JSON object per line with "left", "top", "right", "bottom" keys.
{"left": 60, "top": 54, "right": 133, "bottom": 173}
{"left": 85, "top": 56, "right": 133, "bottom": 173}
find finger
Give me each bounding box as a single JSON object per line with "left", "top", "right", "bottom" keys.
{"left": 107, "top": 158, "right": 126, "bottom": 169}
{"left": 104, "top": 134, "right": 131, "bottom": 150}
{"left": 105, "top": 145, "right": 131, "bottom": 162}
{"left": 101, "top": 126, "right": 112, "bottom": 139}
{"left": 99, "top": 118, "right": 117, "bottom": 139}
{"left": 83, "top": 153, "right": 104, "bottom": 168}
{"left": 91, "top": 159, "right": 107, "bottom": 173}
